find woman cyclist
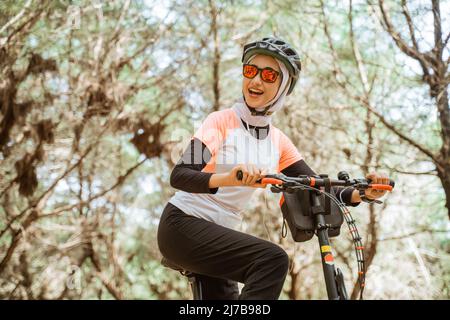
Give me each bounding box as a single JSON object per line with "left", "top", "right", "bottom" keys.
{"left": 157, "top": 37, "right": 390, "bottom": 300}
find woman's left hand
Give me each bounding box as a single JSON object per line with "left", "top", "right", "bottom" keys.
{"left": 364, "top": 172, "right": 390, "bottom": 200}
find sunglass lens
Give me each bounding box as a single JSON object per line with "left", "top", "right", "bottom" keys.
{"left": 261, "top": 69, "right": 277, "bottom": 83}
{"left": 243, "top": 65, "right": 258, "bottom": 78}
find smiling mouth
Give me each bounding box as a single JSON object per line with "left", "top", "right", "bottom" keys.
{"left": 248, "top": 88, "right": 264, "bottom": 96}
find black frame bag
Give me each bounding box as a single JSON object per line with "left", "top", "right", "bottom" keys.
{"left": 280, "top": 187, "right": 344, "bottom": 242}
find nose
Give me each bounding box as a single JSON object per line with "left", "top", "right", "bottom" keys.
{"left": 251, "top": 71, "right": 263, "bottom": 85}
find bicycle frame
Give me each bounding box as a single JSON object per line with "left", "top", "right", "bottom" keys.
{"left": 236, "top": 169, "right": 394, "bottom": 300}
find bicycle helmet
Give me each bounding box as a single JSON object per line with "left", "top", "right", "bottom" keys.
{"left": 242, "top": 37, "right": 301, "bottom": 95}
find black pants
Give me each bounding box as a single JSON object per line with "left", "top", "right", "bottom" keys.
{"left": 157, "top": 202, "right": 289, "bottom": 300}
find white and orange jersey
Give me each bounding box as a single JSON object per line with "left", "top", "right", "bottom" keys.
{"left": 169, "top": 107, "right": 302, "bottom": 230}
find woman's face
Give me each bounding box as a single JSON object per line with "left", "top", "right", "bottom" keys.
{"left": 242, "top": 54, "right": 281, "bottom": 108}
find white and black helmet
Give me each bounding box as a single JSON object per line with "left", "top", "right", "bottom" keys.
{"left": 242, "top": 37, "right": 301, "bottom": 95}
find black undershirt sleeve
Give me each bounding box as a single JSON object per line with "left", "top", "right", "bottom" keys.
{"left": 281, "top": 160, "right": 360, "bottom": 207}
{"left": 170, "top": 138, "right": 218, "bottom": 194}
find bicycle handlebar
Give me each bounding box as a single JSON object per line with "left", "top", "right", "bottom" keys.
{"left": 236, "top": 169, "right": 393, "bottom": 299}
{"left": 236, "top": 169, "right": 389, "bottom": 298}
{"left": 236, "top": 170, "right": 395, "bottom": 192}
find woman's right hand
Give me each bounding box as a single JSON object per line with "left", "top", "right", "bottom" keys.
{"left": 228, "top": 164, "right": 268, "bottom": 188}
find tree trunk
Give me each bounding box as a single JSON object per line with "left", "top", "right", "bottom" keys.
{"left": 436, "top": 161, "right": 450, "bottom": 219}
{"left": 435, "top": 84, "right": 450, "bottom": 218}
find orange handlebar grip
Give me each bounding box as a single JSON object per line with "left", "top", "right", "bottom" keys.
{"left": 261, "top": 178, "right": 283, "bottom": 185}
{"left": 369, "top": 184, "right": 393, "bottom": 191}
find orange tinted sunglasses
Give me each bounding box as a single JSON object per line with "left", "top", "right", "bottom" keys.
{"left": 243, "top": 64, "right": 280, "bottom": 83}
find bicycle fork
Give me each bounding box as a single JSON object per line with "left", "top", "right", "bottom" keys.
{"left": 312, "top": 194, "right": 348, "bottom": 300}
{"left": 315, "top": 221, "right": 348, "bottom": 300}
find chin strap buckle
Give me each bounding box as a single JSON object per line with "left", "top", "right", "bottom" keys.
{"left": 250, "top": 109, "right": 274, "bottom": 116}
{"left": 246, "top": 101, "right": 273, "bottom": 116}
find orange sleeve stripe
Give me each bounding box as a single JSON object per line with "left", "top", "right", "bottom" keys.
{"left": 273, "top": 128, "right": 303, "bottom": 172}
{"left": 193, "top": 109, "right": 239, "bottom": 173}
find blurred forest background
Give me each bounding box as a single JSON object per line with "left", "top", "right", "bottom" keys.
{"left": 0, "top": 0, "right": 449, "bottom": 300}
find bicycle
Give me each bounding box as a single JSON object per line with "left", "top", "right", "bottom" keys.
{"left": 162, "top": 170, "right": 394, "bottom": 300}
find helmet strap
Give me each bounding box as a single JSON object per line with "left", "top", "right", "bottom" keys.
{"left": 245, "top": 102, "right": 274, "bottom": 116}
{"left": 242, "top": 94, "right": 275, "bottom": 116}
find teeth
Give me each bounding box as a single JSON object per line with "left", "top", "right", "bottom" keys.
{"left": 249, "top": 88, "right": 263, "bottom": 95}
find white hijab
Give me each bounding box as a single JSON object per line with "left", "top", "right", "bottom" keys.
{"left": 233, "top": 55, "right": 290, "bottom": 127}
